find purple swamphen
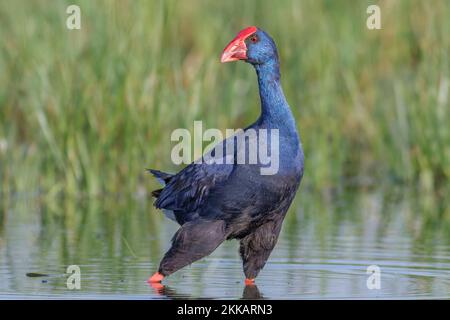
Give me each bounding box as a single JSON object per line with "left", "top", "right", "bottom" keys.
{"left": 148, "top": 26, "right": 304, "bottom": 285}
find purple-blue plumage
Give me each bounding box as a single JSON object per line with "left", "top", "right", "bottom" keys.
{"left": 148, "top": 27, "right": 304, "bottom": 283}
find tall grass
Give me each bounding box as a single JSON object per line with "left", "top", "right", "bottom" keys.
{"left": 0, "top": 0, "right": 449, "bottom": 200}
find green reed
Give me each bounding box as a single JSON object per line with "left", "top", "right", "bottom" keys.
{"left": 0, "top": 0, "right": 449, "bottom": 202}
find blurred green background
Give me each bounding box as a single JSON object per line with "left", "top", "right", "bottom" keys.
{"left": 1, "top": 0, "right": 449, "bottom": 198}
{"left": 1, "top": 0, "right": 450, "bottom": 299}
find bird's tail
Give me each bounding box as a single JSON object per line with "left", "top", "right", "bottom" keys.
{"left": 146, "top": 169, "right": 174, "bottom": 198}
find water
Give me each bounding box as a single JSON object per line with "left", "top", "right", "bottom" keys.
{"left": 0, "top": 188, "right": 449, "bottom": 299}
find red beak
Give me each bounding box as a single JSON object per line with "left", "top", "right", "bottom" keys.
{"left": 221, "top": 26, "right": 257, "bottom": 63}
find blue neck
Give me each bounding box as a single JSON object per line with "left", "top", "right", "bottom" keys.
{"left": 254, "top": 60, "right": 297, "bottom": 135}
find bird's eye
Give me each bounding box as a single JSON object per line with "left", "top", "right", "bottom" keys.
{"left": 249, "top": 35, "right": 258, "bottom": 43}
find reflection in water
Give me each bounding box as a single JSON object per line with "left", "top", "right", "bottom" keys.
{"left": 0, "top": 188, "right": 449, "bottom": 299}
{"left": 149, "top": 282, "right": 264, "bottom": 300}
{"left": 241, "top": 284, "right": 264, "bottom": 300}
{"left": 149, "top": 283, "right": 194, "bottom": 299}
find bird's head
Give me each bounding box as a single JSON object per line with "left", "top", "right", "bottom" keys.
{"left": 221, "top": 26, "right": 278, "bottom": 65}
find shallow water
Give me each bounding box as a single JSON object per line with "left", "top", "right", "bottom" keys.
{"left": 0, "top": 188, "right": 449, "bottom": 299}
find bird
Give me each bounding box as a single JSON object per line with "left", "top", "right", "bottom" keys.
{"left": 147, "top": 26, "right": 304, "bottom": 285}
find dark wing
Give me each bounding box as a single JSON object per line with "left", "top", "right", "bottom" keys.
{"left": 149, "top": 130, "right": 262, "bottom": 220}
{"left": 150, "top": 131, "right": 240, "bottom": 215}
{"left": 153, "top": 161, "right": 234, "bottom": 214}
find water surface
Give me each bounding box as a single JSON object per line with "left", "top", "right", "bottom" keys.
{"left": 0, "top": 188, "right": 449, "bottom": 299}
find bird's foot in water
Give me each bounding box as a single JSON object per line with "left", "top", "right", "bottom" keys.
{"left": 245, "top": 278, "right": 255, "bottom": 286}
{"left": 149, "top": 281, "right": 164, "bottom": 293}
{"left": 148, "top": 272, "right": 164, "bottom": 283}
{"left": 148, "top": 272, "right": 165, "bottom": 294}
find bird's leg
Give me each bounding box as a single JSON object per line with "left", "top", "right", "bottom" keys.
{"left": 239, "top": 217, "right": 283, "bottom": 283}
{"left": 150, "top": 219, "right": 227, "bottom": 281}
